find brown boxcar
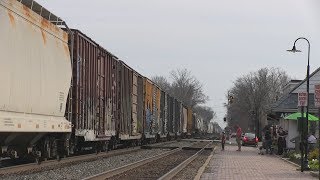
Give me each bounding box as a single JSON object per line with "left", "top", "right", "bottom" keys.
{"left": 174, "top": 99, "right": 182, "bottom": 135}
{"left": 118, "top": 61, "right": 143, "bottom": 140}
{"left": 67, "top": 30, "right": 118, "bottom": 150}
{"left": 159, "top": 90, "right": 167, "bottom": 138}
{"left": 166, "top": 94, "right": 174, "bottom": 136}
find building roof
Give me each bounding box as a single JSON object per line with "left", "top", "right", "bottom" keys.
{"left": 271, "top": 67, "right": 320, "bottom": 113}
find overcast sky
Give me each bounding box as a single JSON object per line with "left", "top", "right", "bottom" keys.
{"left": 37, "top": 0, "right": 320, "bottom": 128}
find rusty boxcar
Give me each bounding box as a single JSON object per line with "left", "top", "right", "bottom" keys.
{"left": 67, "top": 29, "right": 119, "bottom": 151}
{"left": 144, "top": 78, "right": 156, "bottom": 139}
{"left": 118, "top": 61, "right": 143, "bottom": 143}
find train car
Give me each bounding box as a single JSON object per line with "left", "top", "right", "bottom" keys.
{"left": 0, "top": 0, "right": 72, "bottom": 160}
{"left": 143, "top": 78, "right": 158, "bottom": 141}
{"left": 153, "top": 85, "right": 162, "bottom": 140}
{"left": 186, "top": 107, "right": 193, "bottom": 137}
{"left": 118, "top": 61, "right": 143, "bottom": 144}
{"left": 166, "top": 94, "right": 175, "bottom": 138}
{"left": 67, "top": 29, "right": 119, "bottom": 152}
{"left": 174, "top": 99, "right": 182, "bottom": 136}
{"left": 182, "top": 106, "right": 188, "bottom": 137}
{"left": 159, "top": 90, "right": 167, "bottom": 139}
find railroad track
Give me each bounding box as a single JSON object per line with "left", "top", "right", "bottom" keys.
{"left": 84, "top": 142, "right": 212, "bottom": 180}
{"left": 0, "top": 147, "right": 141, "bottom": 176}
{"left": 0, "top": 140, "right": 181, "bottom": 176}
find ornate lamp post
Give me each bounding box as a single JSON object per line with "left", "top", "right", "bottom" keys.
{"left": 287, "top": 37, "right": 310, "bottom": 171}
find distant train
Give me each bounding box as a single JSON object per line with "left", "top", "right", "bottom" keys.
{"left": 0, "top": 0, "right": 201, "bottom": 162}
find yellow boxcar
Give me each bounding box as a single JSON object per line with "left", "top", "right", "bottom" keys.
{"left": 144, "top": 78, "right": 154, "bottom": 134}
{"left": 187, "top": 107, "right": 193, "bottom": 135}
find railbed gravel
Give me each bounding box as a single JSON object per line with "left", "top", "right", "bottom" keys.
{"left": 107, "top": 150, "right": 198, "bottom": 180}
{"left": 1, "top": 149, "right": 169, "bottom": 180}
{"left": 172, "top": 149, "right": 212, "bottom": 180}
{"left": 148, "top": 140, "right": 196, "bottom": 148}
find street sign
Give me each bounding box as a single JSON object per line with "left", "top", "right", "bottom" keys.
{"left": 298, "top": 92, "right": 308, "bottom": 107}
{"left": 315, "top": 84, "right": 320, "bottom": 108}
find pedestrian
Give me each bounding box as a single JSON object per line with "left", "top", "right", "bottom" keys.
{"left": 277, "top": 127, "right": 287, "bottom": 155}
{"left": 264, "top": 129, "right": 272, "bottom": 154}
{"left": 236, "top": 125, "right": 242, "bottom": 151}
{"left": 221, "top": 131, "right": 226, "bottom": 151}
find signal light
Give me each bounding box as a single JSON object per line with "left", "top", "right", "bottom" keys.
{"left": 223, "top": 117, "right": 227, "bottom": 122}
{"left": 228, "top": 95, "right": 234, "bottom": 104}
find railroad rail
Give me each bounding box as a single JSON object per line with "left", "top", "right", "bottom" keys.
{"left": 83, "top": 148, "right": 181, "bottom": 180}
{"left": 84, "top": 141, "right": 212, "bottom": 180}
{"left": 159, "top": 143, "right": 211, "bottom": 180}
{"left": 0, "top": 147, "right": 141, "bottom": 176}
{"left": 0, "top": 140, "right": 180, "bottom": 176}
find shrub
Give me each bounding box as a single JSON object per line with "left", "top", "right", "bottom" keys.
{"left": 309, "top": 159, "right": 319, "bottom": 171}
{"left": 308, "top": 148, "right": 319, "bottom": 161}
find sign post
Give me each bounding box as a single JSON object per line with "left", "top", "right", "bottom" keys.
{"left": 314, "top": 85, "right": 320, "bottom": 175}
{"left": 298, "top": 92, "right": 307, "bottom": 172}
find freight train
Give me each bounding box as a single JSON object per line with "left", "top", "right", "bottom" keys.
{"left": 0, "top": 0, "right": 199, "bottom": 162}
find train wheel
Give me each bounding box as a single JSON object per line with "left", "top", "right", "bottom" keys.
{"left": 56, "top": 154, "right": 61, "bottom": 161}
{"left": 102, "top": 141, "right": 108, "bottom": 152}
{"left": 35, "top": 157, "right": 41, "bottom": 165}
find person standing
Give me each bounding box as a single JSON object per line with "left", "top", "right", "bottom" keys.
{"left": 221, "top": 132, "right": 226, "bottom": 151}
{"left": 236, "top": 125, "right": 242, "bottom": 151}
{"left": 277, "top": 127, "right": 287, "bottom": 155}
{"left": 264, "top": 129, "right": 272, "bottom": 154}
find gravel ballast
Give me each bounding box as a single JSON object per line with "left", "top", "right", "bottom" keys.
{"left": 2, "top": 149, "right": 169, "bottom": 180}
{"left": 108, "top": 150, "right": 197, "bottom": 180}
{"left": 172, "top": 150, "right": 212, "bottom": 180}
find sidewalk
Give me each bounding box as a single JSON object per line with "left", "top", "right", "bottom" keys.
{"left": 200, "top": 145, "right": 316, "bottom": 180}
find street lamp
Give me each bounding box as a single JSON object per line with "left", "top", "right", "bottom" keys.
{"left": 287, "top": 37, "right": 310, "bottom": 172}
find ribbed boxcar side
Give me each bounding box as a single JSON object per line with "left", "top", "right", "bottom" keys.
{"left": 182, "top": 106, "right": 188, "bottom": 134}
{"left": 69, "top": 30, "right": 117, "bottom": 152}
{"left": 144, "top": 78, "right": 155, "bottom": 138}
{"left": 153, "top": 85, "right": 161, "bottom": 138}
{"left": 187, "top": 107, "right": 193, "bottom": 136}
{"left": 119, "top": 62, "right": 131, "bottom": 138}
{"left": 174, "top": 99, "right": 179, "bottom": 134}
{"left": 164, "top": 93, "right": 168, "bottom": 136}
{"left": 166, "top": 95, "right": 174, "bottom": 136}
{"left": 174, "top": 100, "right": 182, "bottom": 135}
{"left": 137, "top": 74, "right": 144, "bottom": 135}
{"left": 117, "top": 62, "right": 143, "bottom": 142}
{"left": 159, "top": 90, "right": 166, "bottom": 138}
{"left": 130, "top": 70, "right": 144, "bottom": 137}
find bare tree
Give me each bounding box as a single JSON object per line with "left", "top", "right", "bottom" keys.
{"left": 151, "top": 75, "right": 171, "bottom": 92}
{"left": 226, "top": 67, "right": 289, "bottom": 135}
{"left": 169, "top": 69, "right": 208, "bottom": 107}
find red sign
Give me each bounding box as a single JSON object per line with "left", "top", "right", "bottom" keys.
{"left": 298, "top": 92, "right": 308, "bottom": 107}
{"left": 315, "top": 85, "right": 320, "bottom": 108}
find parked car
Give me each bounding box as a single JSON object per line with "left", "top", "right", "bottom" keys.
{"left": 242, "top": 133, "right": 258, "bottom": 146}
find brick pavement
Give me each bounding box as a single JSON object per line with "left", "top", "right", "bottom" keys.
{"left": 200, "top": 145, "right": 316, "bottom": 180}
